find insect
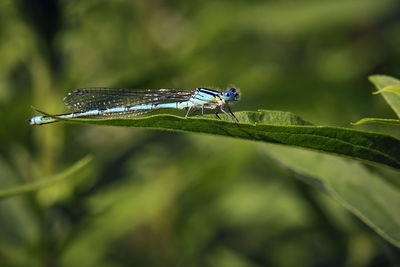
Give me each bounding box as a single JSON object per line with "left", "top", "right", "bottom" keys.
{"left": 28, "top": 87, "right": 240, "bottom": 125}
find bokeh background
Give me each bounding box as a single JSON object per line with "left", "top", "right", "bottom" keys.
{"left": 1, "top": 0, "right": 400, "bottom": 266}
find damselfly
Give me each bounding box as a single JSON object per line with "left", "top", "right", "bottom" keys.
{"left": 28, "top": 87, "right": 240, "bottom": 125}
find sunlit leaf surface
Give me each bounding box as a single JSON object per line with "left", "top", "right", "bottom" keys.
{"left": 35, "top": 109, "right": 400, "bottom": 169}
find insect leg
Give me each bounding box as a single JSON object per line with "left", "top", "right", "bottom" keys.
{"left": 185, "top": 106, "right": 194, "bottom": 117}
{"left": 227, "top": 105, "right": 239, "bottom": 122}
{"left": 220, "top": 103, "right": 237, "bottom": 122}
{"left": 215, "top": 108, "right": 221, "bottom": 120}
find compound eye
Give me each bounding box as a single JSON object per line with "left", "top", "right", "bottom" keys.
{"left": 230, "top": 88, "right": 237, "bottom": 92}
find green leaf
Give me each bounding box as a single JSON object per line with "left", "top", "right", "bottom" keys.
{"left": 32, "top": 109, "right": 400, "bottom": 169}
{"left": 0, "top": 155, "right": 92, "bottom": 200}
{"left": 373, "top": 85, "right": 400, "bottom": 96}
{"left": 352, "top": 118, "right": 400, "bottom": 126}
{"left": 266, "top": 144, "right": 400, "bottom": 248}
{"left": 369, "top": 75, "right": 400, "bottom": 118}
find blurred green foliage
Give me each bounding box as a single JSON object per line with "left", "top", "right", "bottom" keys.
{"left": 0, "top": 0, "right": 400, "bottom": 266}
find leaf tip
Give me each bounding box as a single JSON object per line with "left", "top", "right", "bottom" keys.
{"left": 350, "top": 121, "right": 363, "bottom": 126}
{"left": 372, "top": 90, "right": 381, "bottom": 95}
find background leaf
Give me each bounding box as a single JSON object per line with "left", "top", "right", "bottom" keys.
{"left": 369, "top": 75, "right": 400, "bottom": 118}
{"left": 0, "top": 155, "right": 92, "bottom": 200}
{"left": 352, "top": 118, "right": 400, "bottom": 126}
{"left": 265, "top": 144, "right": 400, "bottom": 247}
{"left": 374, "top": 85, "right": 400, "bottom": 96}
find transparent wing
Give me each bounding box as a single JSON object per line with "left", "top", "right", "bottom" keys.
{"left": 63, "top": 88, "right": 195, "bottom": 112}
